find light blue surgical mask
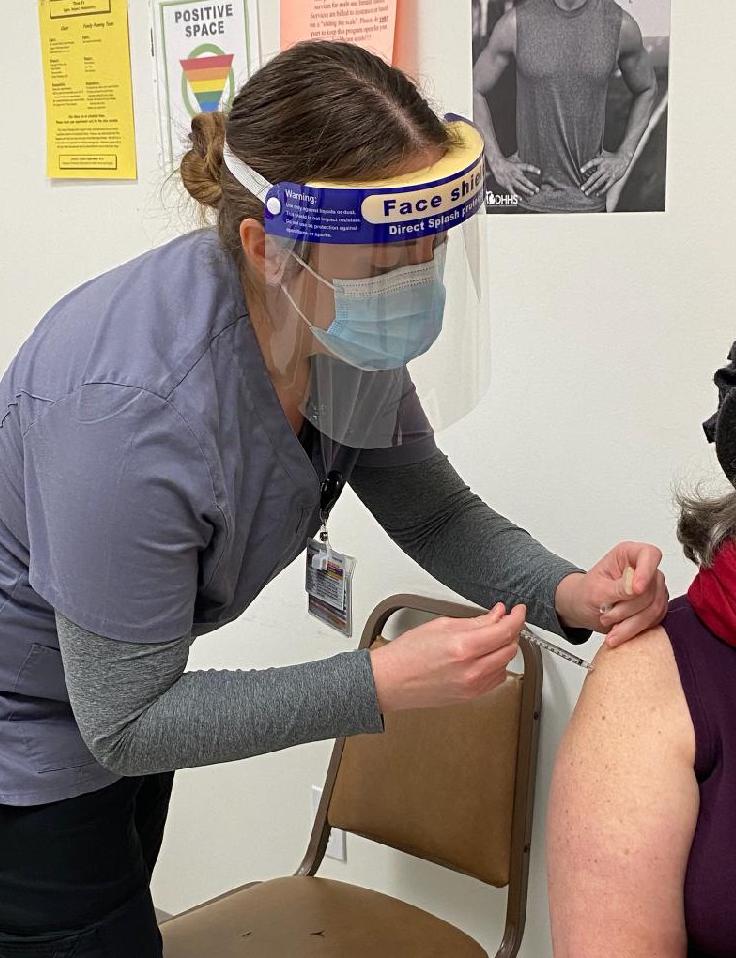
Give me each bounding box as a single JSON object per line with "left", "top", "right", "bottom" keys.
{"left": 280, "top": 245, "right": 447, "bottom": 371}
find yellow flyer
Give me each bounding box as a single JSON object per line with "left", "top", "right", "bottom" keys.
{"left": 38, "top": 0, "right": 137, "bottom": 179}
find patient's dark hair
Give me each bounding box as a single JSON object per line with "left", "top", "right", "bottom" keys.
{"left": 180, "top": 41, "right": 456, "bottom": 264}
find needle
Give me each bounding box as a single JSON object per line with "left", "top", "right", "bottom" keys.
{"left": 521, "top": 627, "right": 594, "bottom": 672}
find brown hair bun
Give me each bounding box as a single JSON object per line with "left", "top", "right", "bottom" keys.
{"left": 180, "top": 111, "right": 226, "bottom": 209}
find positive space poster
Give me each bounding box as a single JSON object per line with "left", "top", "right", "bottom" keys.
{"left": 151, "top": 0, "right": 261, "bottom": 169}
{"left": 471, "top": 0, "right": 671, "bottom": 214}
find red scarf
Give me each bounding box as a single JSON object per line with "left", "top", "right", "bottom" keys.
{"left": 688, "top": 539, "right": 736, "bottom": 646}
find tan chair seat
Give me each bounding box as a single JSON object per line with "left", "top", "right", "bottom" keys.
{"left": 161, "top": 875, "right": 488, "bottom": 957}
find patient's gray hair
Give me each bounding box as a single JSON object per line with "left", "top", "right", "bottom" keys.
{"left": 676, "top": 484, "right": 736, "bottom": 567}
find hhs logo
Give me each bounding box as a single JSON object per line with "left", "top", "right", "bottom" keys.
{"left": 486, "top": 191, "right": 520, "bottom": 206}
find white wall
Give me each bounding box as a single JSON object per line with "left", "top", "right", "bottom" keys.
{"left": 3, "top": 1, "right": 735, "bottom": 955}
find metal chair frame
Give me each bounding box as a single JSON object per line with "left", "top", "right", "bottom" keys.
{"left": 296, "top": 594, "right": 544, "bottom": 958}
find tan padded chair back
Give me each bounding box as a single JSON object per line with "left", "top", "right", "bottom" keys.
{"left": 328, "top": 637, "right": 523, "bottom": 886}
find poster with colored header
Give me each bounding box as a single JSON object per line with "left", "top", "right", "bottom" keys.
{"left": 151, "top": 0, "right": 261, "bottom": 170}
{"left": 280, "top": 0, "right": 397, "bottom": 64}
{"left": 38, "top": 0, "right": 137, "bottom": 179}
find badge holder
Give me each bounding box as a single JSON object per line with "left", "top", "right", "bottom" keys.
{"left": 305, "top": 471, "right": 357, "bottom": 637}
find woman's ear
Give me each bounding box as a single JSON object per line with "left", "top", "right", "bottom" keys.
{"left": 240, "top": 220, "right": 291, "bottom": 286}
{"left": 239, "top": 218, "right": 267, "bottom": 278}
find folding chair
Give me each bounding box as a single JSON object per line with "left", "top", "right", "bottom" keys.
{"left": 161, "top": 594, "right": 543, "bottom": 957}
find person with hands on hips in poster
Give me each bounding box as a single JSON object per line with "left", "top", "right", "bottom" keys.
{"left": 473, "top": 0, "right": 658, "bottom": 212}
{"left": 0, "top": 40, "right": 665, "bottom": 958}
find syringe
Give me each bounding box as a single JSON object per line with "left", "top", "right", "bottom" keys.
{"left": 521, "top": 627, "right": 594, "bottom": 672}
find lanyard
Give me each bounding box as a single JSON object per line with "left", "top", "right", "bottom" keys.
{"left": 319, "top": 470, "right": 344, "bottom": 542}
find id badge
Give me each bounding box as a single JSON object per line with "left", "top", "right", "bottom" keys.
{"left": 305, "top": 538, "right": 356, "bottom": 637}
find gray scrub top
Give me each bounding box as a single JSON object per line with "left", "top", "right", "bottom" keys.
{"left": 0, "top": 229, "right": 435, "bottom": 805}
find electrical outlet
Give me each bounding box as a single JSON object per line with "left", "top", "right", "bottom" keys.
{"left": 311, "top": 785, "right": 346, "bottom": 862}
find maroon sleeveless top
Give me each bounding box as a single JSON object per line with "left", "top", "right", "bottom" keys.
{"left": 666, "top": 595, "right": 736, "bottom": 957}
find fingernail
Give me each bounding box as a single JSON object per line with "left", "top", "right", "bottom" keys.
{"left": 600, "top": 603, "right": 613, "bottom": 615}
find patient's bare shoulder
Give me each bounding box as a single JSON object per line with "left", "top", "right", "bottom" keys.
{"left": 547, "top": 628, "right": 697, "bottom": 958}
{"left": 576, "top": 626, "right": 695, "bottom": 761}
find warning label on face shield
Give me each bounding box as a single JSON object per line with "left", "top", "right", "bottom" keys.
{"left": 264, "top": 154, "right": 485, "bottom": 245}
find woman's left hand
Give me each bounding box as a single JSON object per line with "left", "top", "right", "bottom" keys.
{"left": 555, "top": 542, "right": 669, "bottom": 648}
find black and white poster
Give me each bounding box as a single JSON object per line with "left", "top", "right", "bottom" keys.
{"left": 471, "top": 0, "right": 670, "bottom": 213}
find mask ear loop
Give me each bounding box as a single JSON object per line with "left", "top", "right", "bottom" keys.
{"left": 289, "top": 250, "right": 337, "bottom": 292}
{"left": 279, "top": 282, "right": 313, "bottom": 329}
{"left": 278, "top": 249, "right": 339, "bottom": 333}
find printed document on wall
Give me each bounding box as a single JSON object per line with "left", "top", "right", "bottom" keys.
{"left": 280, "top": 0, "right": 397, "bottom": 64}
{"left": 38, "top": 0, "right": 137, "bottom": 179}
{"left": 151, "top": 0, "right": 261, "bottom": 170}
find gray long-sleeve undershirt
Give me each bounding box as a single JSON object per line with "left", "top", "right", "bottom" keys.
{"left": 56, "top": 447, "right": 588, "bottom": 778}
{"left": 350, "top": 450, "right": 589, "bottom": 643}
{"left": 56, "top": 613, "right": 383, "bottom": 777}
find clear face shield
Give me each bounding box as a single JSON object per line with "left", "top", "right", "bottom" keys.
{"left": 224, "top": 114, "right": 490, "bottom": 455}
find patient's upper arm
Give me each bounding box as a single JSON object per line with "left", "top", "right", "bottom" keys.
{"left": 547, "top": 628, "right": 698, "bottom": 958}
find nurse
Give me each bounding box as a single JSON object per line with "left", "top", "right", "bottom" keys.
{"left": 0, "top": 41, "right": 666, "bottom": 957}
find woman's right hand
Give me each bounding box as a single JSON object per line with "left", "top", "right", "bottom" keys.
{"left": 369, "top": 603, "right": 525, "bottom": 713}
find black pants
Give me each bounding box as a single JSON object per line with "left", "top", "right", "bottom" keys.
{"left": 0, "top": 772, "right": 174, "bottom": 957}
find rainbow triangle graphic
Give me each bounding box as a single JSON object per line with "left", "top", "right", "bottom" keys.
{"left": 180, "top": 53, "right": 234, "bottom": 112}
